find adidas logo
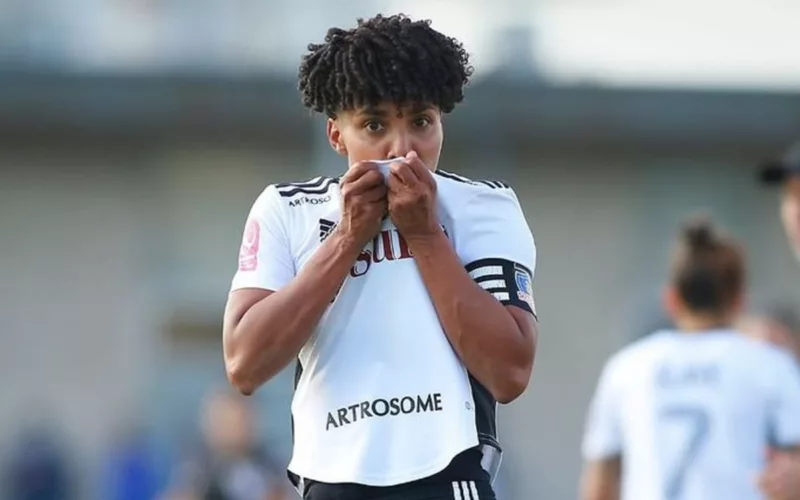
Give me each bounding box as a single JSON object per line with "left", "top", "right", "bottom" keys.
{"left": 319, "top": 218, "right": 337, "bottom": 242}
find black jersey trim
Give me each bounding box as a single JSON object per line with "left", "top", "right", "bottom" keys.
{"left": 469, "top": 373, "right": 499, "bottom": 448}
{"left": 290, "top": 359, "right": 304, "bottom": 443}
{"left": 468, "top": 373, "right": 503, "bottom": 483}
{"left": 276, "top": 177, "right": 340, "bottom": 198}
{"left": 289, "top": 360, "right": 306, "bottom": 497}
{"left": 276, "top": 176, "right": 327, "bottom": 189}
{"left": 435, "top": 169, "right": 474, "bottom": 184}
{"left": 435, "top": 170, "right": 511, "bottom": 190}
{"left": 476, "top": 179, "right": 510, "bottom": 189}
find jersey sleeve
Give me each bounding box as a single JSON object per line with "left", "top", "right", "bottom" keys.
{"left": 582, "top": 359, "right": 624, "bottom": 460}
{"left": 456, "top": 187, "right": 537, "bottom": 315}
{"left": 229, "top": 185, "right": 295, "bottom": 292}
{"left": 767, "top": 350, "right": 800, "bottom": 448}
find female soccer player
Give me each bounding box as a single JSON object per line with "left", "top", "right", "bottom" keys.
{"left": 580, "top": 217, "right": 800, "bottom": 500}
{"left": 739, "top": 305, "right": 800, "bottom": 500}
{"left": 760, "top": 141, "right": 800, "bottom": 261}
{"left": 223, "top": 14, "right": 538, "bottom": 500}
{"left": 757, "top": 142, "right": 800, "bottom": 500}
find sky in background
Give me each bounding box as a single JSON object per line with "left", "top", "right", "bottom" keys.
{"left": 393, "top": 0, "right": 800, "bottom": 90}
{"left": 532, "top": 0, "right": 800, "bottom": 90}
{"left": 2, "top": 0, "right": 799, "bottom": 91}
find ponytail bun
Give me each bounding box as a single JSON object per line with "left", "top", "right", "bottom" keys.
{"left": 670, "top": 214, "right": 744, "bottom": 316}
{"left": 681, "top": 216, "right": 716, "bottom": 251}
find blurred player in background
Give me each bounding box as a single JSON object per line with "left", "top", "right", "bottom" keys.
{"left": 222, "top": 13, "right": 538, "bottom": 500}
{"left": 739, "top": 303, "right": 800, "bottom": 500}
{"left": 755, "top": 142, "right": 800, "bottom": 500}
{"left": 760, "top": 141, "right": 800, "bottom": 261}
{"left": 580, "top": 217, "right": 800, "bottom": 500}
{"left": 160, "top": 389, "right": 288, "bottom": 500}
{"left": 739, "top": 301, "right": 800, "bottom": 362}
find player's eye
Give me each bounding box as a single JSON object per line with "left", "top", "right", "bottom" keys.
{"left": 413, "top": 116, "right": 432, "bottom": 129}
{"left": 364, "top": 120, "right": 384, "bottom": 132}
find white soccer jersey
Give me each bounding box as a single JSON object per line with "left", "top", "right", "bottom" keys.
{"left": 230, "top": 170, "right": 537, "bottom": 487}
{"left": 582, "top": 329, "right": 800, "bottom": 500}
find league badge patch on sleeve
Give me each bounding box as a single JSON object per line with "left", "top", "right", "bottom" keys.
{"left": 238, "top": 218, "right": 260, "bottom": 271}
{"left": 514, "top": 264, "right": 536, "bottom": 314}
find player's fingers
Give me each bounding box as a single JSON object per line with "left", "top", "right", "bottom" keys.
{"left": 389, "top": 161, "right": 417, "bottom": 186}
{"left": 360, "top": 183, "right": 388, "bottom": 202}
{"left": 762, "top": 483, "right": 787, "bottom": 500}
{"left": 343, "top": 167, "right": 384, "bottom": 195}
{"left": 342, "top": 161, "right": 379, "bottom": 185}
{"left": 758, "top": 471, "right": 786, "bottom": 497}
{"left": 403, "top": 150, "right": 432, "bottom": 181}
{"left": 756, "top": 467, "right": 779, "bottom": 484}
{"left": 386, "top": 171, "right": 400, "bottom": 193}
{"left": 377, "top": 197, "right": 389, "bottom": 217}
{"left": 766, "top": 454, "right": 797, "bottom": 477}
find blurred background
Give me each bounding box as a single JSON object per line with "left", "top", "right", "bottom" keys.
{"left": 1, "top": 0, "right": 800, "bottom": 499}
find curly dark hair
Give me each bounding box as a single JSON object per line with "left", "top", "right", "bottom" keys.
{"left": 298, "top": 14, "right": 473, "bottom": 117}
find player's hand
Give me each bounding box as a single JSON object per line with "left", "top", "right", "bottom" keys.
{"left": 338, "top": 161, "right": 388, "bottom": 249}
{"left": 758, "top": 450, "right": 800, "bottom": 500}
{"left": 386, "top": 151, "right": 440, "bottom": 242}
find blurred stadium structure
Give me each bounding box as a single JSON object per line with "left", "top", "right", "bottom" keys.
{"left": 1, "top": 1, "right": 800, "bottom": 499}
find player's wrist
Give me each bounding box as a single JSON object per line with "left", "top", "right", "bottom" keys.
{"left": 402, "top": 224, "right": 447, "bottom": 250}
{"left": 328, "top": 226, "right": 367, "bottom": 260}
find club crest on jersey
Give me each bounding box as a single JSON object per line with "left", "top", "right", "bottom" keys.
{"left": 514, "top": 265, "right": 535, "bottom": 312}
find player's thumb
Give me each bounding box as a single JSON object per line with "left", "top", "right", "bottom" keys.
{"left": 406, "top": 150, "right": 418, "bottom": 160}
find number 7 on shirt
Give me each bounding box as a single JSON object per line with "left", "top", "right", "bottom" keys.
{"left": 659, "top": 405, "right": 711, "bottom": 500}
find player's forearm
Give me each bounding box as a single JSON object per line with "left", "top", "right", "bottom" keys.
{"left": 760, "top": 450, "right": 800, "bottom": 500}
{"left": 580, "top": 463, "right": 621, "bottom": 500}
{"left": 581, "top": 481, "right": 620, "bottom": 500}
{"left": 225, "top": 229, "right": 361, "bottom": 394}
{"left": 582, "top": 484, "right": 619, "bottom": 500}
{"left": 408, "top": 229, "right": 535, "bottom": 404}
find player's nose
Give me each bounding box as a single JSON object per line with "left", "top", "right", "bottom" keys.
{"left": 387, "top": 132, "right": 413, "bottom": 160}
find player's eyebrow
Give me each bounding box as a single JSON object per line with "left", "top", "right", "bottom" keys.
{"left": 356, "top": 106, "right": 388, "bottom": 118}
{"left": 408, "top": 102, "right": 435, "bottom": 114}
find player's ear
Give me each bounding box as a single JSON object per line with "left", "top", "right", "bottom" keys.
{"left": 327, "top": 118, "right": 347, "bottom": 156}
{"left": 731, "top": 291, "right": 746, "bottom": 316}
{"left": 662, "top": 285, "right": 681, "bottom": 320}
